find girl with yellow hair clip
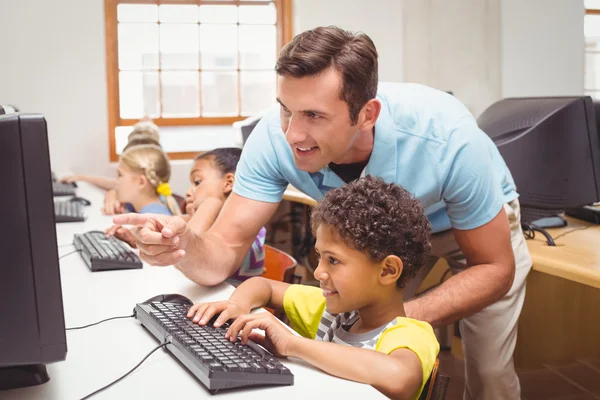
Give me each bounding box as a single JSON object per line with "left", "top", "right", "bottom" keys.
{"left": 113, "top": 144, "right": 180, "bottom": 216}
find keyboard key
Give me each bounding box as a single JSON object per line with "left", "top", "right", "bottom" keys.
{"left": 238, "top": 363, "right": 253, "bottom": 372}
{"left": 278, "top": 365, "right": 292, "bottom": 375}
{"left": 208, "top": 362, "right": 224, "bottom": 371}
{"left": 263, "top": 363, "right": 279, "bottom": 374}
{"left": 251, "top": 363, "right": 266, "bottom": 373}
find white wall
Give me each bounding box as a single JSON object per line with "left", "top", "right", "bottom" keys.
{"left": 0, "top": 0, "right": 111, "bottom": 178}
{"left": 0, "top": 0, "right": 403, "bottom": 196}
{"left": 501, "top": 0, "right": 584, "bottom": 97}
{"left": 402, "top": 0, "right": 501, "bottom": 117}
{"left": 0, "top": 0, "right": 587, "bottom": 195}
{"left": 293, "top": 0, "right": 404, "bottom": 82}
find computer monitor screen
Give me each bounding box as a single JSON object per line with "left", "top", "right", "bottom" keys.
{"left": 0, "top": 113, "right": 67, "bottom": 390}
{"left": 477, "top": 96, "right": 600, "bottom": 223}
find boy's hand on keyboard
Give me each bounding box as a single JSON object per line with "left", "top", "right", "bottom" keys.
{"left": 226, "top": 312, "right": 294, "bottom": 358}
{"left": 104, "top": 225, "right": 137, "bottom": 248}
{"left": 187, "top": 300, "right": 249, "bottom": 328}
{"left": 112, "top": 213, "right": 190, "bottom": 266}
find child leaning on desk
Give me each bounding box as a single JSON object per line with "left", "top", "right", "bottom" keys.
{"left": 108, "top": 147, "right": 267, "bottom": 284}
{"left": 61, "top": 120, "right": 162, "bottom": 215}
{"left": 187, "top": 176, "right": 440, "bottom": 400}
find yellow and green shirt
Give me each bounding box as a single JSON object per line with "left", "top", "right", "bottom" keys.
{"left": 283, "top": 284, "right": 440, "bottom": 400}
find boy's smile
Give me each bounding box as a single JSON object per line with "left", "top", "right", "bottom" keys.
{"left": 313, "top": 224, "right": 384, "bottom": 315}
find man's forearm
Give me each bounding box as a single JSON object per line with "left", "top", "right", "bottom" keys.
{"left": 174, "top": 231, "right": 245, "bottom": 287}
{"left": 405, "top": 262, "right": 514, "bottom": 327}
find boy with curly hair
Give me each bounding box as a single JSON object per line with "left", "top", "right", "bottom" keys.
{"left": 187, "top": 176, "right": 440, "bottom": 399}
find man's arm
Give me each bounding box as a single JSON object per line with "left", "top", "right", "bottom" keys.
{"left": 404, "top": 207, "right": 515, "bottom": 327}
{"left": 174, "top": 194, "right": 279, "bottom": 285}
{"left": 115, "top": 194, "right": 280, "bottom": 286}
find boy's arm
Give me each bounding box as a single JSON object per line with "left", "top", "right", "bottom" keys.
{"left": 225, "top": 311, "right": 423, "bottom": 400}
{"left": 229, "top": 277, "right": 289, "bottom": 310}
{"left": 288, "top": 339, "right": 422, "bottom": 399}
{"left": 188, "top": 277, "right": 290, "bottom": 327}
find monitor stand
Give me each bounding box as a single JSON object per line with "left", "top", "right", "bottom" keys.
{"left": 0, "top": 364, "right": 49, "bottom": 390}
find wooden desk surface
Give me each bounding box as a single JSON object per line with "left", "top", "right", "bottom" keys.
{"left": 283, "top": 185, "right": 317, "bottom": 207}
{"left": 283, "top": 185, "right": 600, "bottom": 289}
{"left": 527, "top": 216, "right": 600, "bottom": 289}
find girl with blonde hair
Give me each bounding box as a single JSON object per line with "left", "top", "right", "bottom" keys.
{"left": 114, "top": 144, "right": 180, "bottom": 216}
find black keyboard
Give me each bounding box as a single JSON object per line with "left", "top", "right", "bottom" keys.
{"left": 135, "top": 300, "right": 294, "bottom": 393}
{"left": 54, "top": 201, "right": 86, "bottom": 223}
{"left": 53, "top": 182, "right": 76, "bottom": 196}
{"left": 73, "top": 231, "right": 142, "bottom": 271}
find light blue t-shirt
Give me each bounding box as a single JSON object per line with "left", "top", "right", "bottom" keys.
{"left": 234, "top": 82, "right": 517, "bottom": 233}
{"left": 138, "top": 202, "right": 172, "bottom": 216}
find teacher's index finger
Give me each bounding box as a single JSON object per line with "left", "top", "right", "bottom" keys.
{"left": 113, "top": 213, "right": 152, "bottom": 227}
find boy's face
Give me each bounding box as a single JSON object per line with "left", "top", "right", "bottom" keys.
{"left": 313, "top": 224, "right": 383, "bottom": 315}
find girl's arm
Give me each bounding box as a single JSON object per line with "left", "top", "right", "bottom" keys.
{"left": 187, "top": 197, "right": 225, "bottom": 236}
{"left": 62, "top": 175, "right": 116, "bottom": 190}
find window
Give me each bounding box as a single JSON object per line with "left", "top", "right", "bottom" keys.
{"left": 585, "top": 0, "right": 600, "bottom": 99}
{"left": 105, "top": 0, "right": 292, "bottom": 161}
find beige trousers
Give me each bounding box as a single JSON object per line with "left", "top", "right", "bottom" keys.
{"left": 405, "top": 199, "right": 532, "bottom": 400}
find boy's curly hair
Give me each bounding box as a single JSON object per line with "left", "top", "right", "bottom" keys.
{"left": 310, "top": 176, "right": 432, "bottom": 288}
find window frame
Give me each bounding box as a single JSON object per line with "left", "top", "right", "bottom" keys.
{"left": 585, "top": 7, "right": 600, "bottom": 99}
{"left": 104, "top": 0, "right": 293, "bottom": 161}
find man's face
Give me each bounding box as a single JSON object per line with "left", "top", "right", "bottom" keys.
{"left": 277, "top": 67, "right": 363, "bottom": 173}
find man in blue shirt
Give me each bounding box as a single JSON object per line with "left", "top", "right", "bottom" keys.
{"left": 117, "top": 26, "right": 532, "bottom": 399}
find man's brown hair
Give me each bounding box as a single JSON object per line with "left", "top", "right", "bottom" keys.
{"left": 275, "top": 26, "right": 378, "bottom": 125}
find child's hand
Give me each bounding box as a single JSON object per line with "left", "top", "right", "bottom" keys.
{"left": 102, "top": 189, "right": 124, "bottom": 215}
{"left": 187, "top": 300, "right": 250, "bottom": 328}
{"left": 225, "top": 312, "right": 294, "bottom": 358}
{"left": 185, "top": 201, "right": 196, "bottom": 216}
{"left": 105, "top": 225, "right": 137, "bottom": 248}
{"left": 60, "top": 175, "right": 82, "bottom": 183}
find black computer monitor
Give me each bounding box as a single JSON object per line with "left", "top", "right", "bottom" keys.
{"left": 0, "top": 113, "right": 67, "bottom": 390}
{"left": 477, "top": 96, "right": 600, "bottom": 224}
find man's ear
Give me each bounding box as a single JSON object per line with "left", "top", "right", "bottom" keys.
{"left": 223, "top": 172, "right": 235, "bottom": 195}
{"left": 357, "top": 98, "right": 381, "bottom": 131}
{"left": 379, "top": 255, "right": 403, "bottom": 286}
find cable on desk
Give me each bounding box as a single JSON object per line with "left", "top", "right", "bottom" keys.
{"left": 66, "top": 314, "right": 135, "bottom": 331}
{"left": 521, "top": 223, "right": 556, "bottom": 246}
{"left": 79, "top": 341, "right": 169, "bottom": 400}
{"left": 551, "top": 225, "right": 591, "bottom": 241}
{"left": 59, "top": 249, "right": 82, "bottom": 259}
